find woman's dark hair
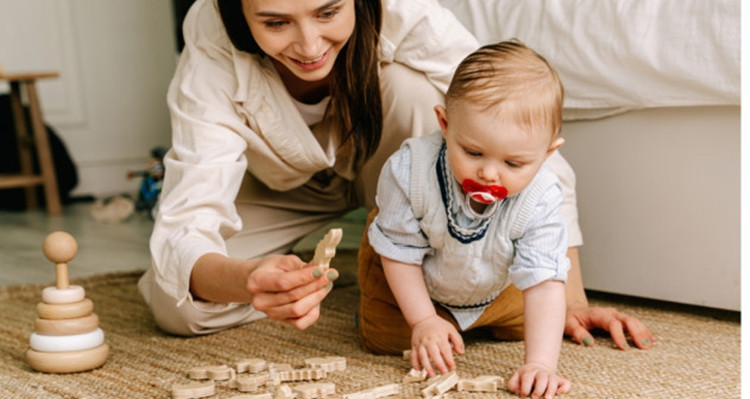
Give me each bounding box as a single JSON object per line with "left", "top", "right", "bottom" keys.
{"left": 217, "top": 0, "right": 383, "bottom": 163}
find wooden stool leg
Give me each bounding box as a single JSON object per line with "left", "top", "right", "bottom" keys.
{"left": 8, "top": 82, "right": 38, "bottom": 210}
{"left": 25, "top": 81, "right": 62, "bottom": 215}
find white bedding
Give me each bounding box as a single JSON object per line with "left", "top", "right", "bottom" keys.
{"left": 439, "top": 0, "right": 740, "bottom": 119}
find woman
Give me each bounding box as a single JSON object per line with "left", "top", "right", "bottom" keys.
{"left": 139, "top": 0, "right": 654, "bottom": 352}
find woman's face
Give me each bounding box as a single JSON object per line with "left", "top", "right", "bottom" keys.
{"left": 243, "top": 0, "right": 356, "bottom": 82}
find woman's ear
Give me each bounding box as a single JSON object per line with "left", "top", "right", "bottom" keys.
{"left": 434, "top": 105, "right": 449, "bottom": 136}
{"left": 546, "top": 137, "right": 565, "bottom": 158}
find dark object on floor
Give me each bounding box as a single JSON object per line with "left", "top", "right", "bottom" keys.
{"left": 0, "top": 94, "right": 78, "bottom": 210}
{"left": 127, "top": 146, "right": 167, "bottom": 220}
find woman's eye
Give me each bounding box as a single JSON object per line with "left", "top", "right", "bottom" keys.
{"left": 320, "top": 7, "right": 341, "bottom": 20}
{"left": 264, "top": 20, "right": 287, "bottom": 28}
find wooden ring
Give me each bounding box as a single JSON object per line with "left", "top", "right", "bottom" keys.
{"left": 37, "top": 298, "right": 93, "bottom": 320}
{"left": 30, "top": 328, "right": 104, "bottom": 352}
{"left": 41, "top": 285, "right": 85, "bottom": 304}
{"left": 26, "top": 343, "right": 109, "bottom": 373}
{"left": 34, "top": 314, "right": 99, "bottom": 336}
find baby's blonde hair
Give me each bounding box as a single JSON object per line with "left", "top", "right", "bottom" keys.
{"left": 446, "top": 40, "right": 564, "bottom": 139}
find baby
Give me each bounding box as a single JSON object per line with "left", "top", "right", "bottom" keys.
{"left": 358, "top": 40, "right": 571, "bottom": 397}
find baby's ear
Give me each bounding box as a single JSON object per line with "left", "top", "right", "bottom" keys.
{"left": 546, "top": 137, "right": 565, "bottom": 157}
{"left": 434, "top": 105, "right": 449, "bottom": 134}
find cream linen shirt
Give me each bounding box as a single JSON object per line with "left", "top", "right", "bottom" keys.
{"left": 150, "top": 0, "right": 479, "bottom": 304}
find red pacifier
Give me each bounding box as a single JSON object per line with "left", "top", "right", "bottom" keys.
{"left": 461, "top": 179, "right": 508, "bottom": 205}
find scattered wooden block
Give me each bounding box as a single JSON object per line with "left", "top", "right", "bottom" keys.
{"left": 208, "top": 365, "right": 235, "bottom": 381}
{"left": 304, "top": 356, "right": 346, "bottom": 373}
{"left": 456, "top": 375, "right": 504, "bottom": 393}
{"left": 274, "top": 385, "right": 295, "bottom": 399}
{"left": 171, "top": 380, "right": 215, "bottom": 399}
{"left": 277, "top": 367, "right": 326, "bottom": 382}
{"left": 402, "top": 368, "right": 427, "bottom": 383}
{"left": 188, "top": 365, "right": 211, "bottom": 380}
{"left": 237, "top": 358, "right": 267, "bottom": 374}
{"left": 421, "top": 371, "right": 459, "bottom": 399}
{"left": 234, "top": 373, "right": 270, "bottom": 392}
{"left": 343, "top": 383, "right": 399, "bottom": 399}
{"left": 228, "top": 394, "right": 272, "bottom": 399}
{"left": 310, "top": 228, "right": 342, "bottom": 269}
{"left": 294, "top": 382, "right": 336, "bottom": 399}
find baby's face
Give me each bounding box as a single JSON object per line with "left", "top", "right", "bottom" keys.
{"left": 437, "top": 100, "right": 560, "bottom": 199}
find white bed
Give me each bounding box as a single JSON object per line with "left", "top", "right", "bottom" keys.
{"left": 439, "top": 0, "right": 741, "bottom": 310}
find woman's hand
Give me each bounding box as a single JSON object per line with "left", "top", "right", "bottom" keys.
{"left": 507, "top": 363, "right": 570, "bottom": 399}
{"left": 564, "top": 303, "right": 655, "bottom": 350}
{"left": 409, "top": 314, "right": 464, "bottom": 377}
{"left": 246, "top": 254, "right": 339, "bottom": 330}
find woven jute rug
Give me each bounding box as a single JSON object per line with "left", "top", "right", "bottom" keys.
{"left": 0, "top": 250, "right": 740, "bottom": 398}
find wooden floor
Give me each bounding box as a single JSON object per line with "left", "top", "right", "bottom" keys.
{"left": 0, "top": 201, "right": 366, "bottom": 286}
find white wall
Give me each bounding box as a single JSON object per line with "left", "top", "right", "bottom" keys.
{"left": 562, "top": 106, "right": 740, "bottom": 311}
{"left": 0, "top": 0, "right": 177, "bottom": 197}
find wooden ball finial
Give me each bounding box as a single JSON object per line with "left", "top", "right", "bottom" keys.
{"left": 43, "top": 231, "right": 78, "bottom": 264}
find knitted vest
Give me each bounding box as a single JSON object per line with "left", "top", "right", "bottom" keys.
{"left": 406, "top": 132, "right": 560, "bottom": 308}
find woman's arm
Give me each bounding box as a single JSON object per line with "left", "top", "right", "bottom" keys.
{"left": 190, "top": 252, "right": 339, "bottom": 330}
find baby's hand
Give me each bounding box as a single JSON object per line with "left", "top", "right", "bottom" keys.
{"left": 507, "top": 363, "right": 570, "bottom": 398}
{"left": 410, "top": 315, "right": 464, "bottom": 377}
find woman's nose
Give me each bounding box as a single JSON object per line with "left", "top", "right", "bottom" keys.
{"left": 294, "top": 23, "right": 321, "bottom": 57}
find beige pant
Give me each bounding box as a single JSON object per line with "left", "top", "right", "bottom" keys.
{"left": 138, "top": 62, "right": 445, "bottom": 336}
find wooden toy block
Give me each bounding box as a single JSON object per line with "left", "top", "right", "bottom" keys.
{"left": 234, "top": 373, "right": 270, "bottom": 392}
{"left": 456, "top": 375, "right": 504, "bottom": 392}
{"left": 34, "top": 313, "right": 99, "bottom": 336}
{"left": 237, "top": 358, "right": 267, "bottom": 373}
{"left": 310, "top": 228, "right": 342, "bottom": 269}
{"left": 188, "top": 364, "right": 236, "bottom": 381}
{"left": 421, "top": 371, "right": 458, "bottom": 399}
{"left": 277, "top": 367, "right": 326, "bottom": 382}
{"left": 304, "top": 356, "right": 346, "bottom": 372}
{"left": 343, "top": 383, "right": 399, "bottom": 399}
{"left": 30, "top": 328, "right": 104, "bottom": 352}
{"left": 37, "top": 298, "right": 94, "bottom": 320}
{"left": 25, "top": 343, "right": 109, "bottom": 374}
{"left": 41, "top": 285, "right": 85, "bottom": 304}
{"left": 188, "top": 365, "right": 211, "bottom": 380}
{"left": 207, "top": 364, "right": 235, "bottom": 381}
{"left": 402, "top": 350, "right": 411, "bottom": 360}
{"left": 268, "top": 363, "right": 293, "bottom": 372}
{"left": 293, "top": 382, "right": 336, "bottom": 399}
{"left": 171, "top": 380, "right": 215, "bottom": 399}
{"left": 274, "top": 385, "right": 295, "bottom": 399}
{"left": 402, "top": 368, "right": 427, "bottom": 383}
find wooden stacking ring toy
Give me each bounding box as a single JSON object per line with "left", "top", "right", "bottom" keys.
{"left": 26, "top": 231, "right": 109, "bottom": 373}
{"left": 37, "top": 298, "right": 94, "bottom": 320}
{"left": 35, "top": 314, "right": 99, "bottom": 336}
{"left": 26, "top": 344, "right": 110, "bottom": 374}
{"left": 41, "top": 285, "right": 85, "bottom": 304}
{"left": 30, "top": 328, "right": 105, "bottom": 352}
